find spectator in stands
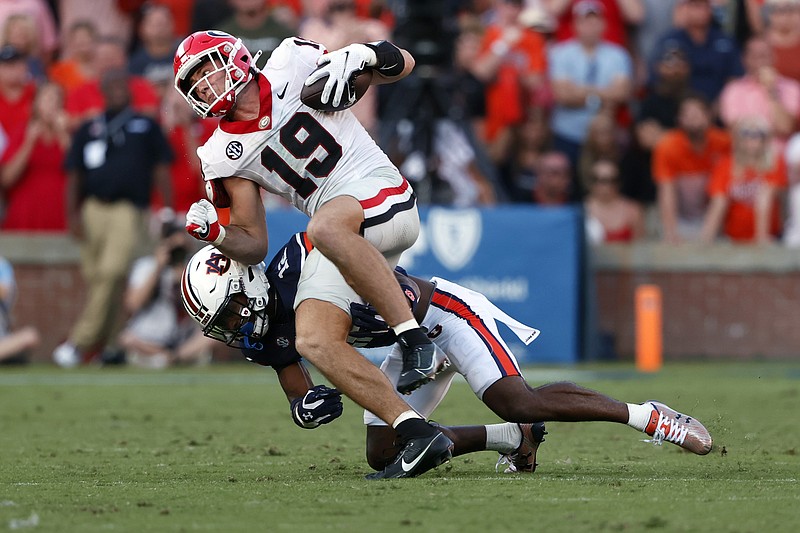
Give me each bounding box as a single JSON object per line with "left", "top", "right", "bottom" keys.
{"left": 218, "top": 0, "right": 295, "bottom": 68}
{"left": 53, "top": 69, "right": 173, "bottom": 368}
{"left": 653, "top": 93, "right": 731, "bottom": 243}
{"left": 129, "top": 2, "right": 181, "bottom": 100}
{"left": 700, "top": 117, "right": 787, "bottom": 244}
{"left": 300, "top": 0, "right": 389, "bottom": 134}
{"left": 473, "top": 0, "right": 548, "bottom": 167}
{"left": 622, "top": 44, "right": 691, "bottom": 206}
{"left": 578, "top": 111, "right": 623, "bottom": 196}
{"left": 1, "top": 12, "right": 46, "bottom": 81}
{"left": 651, "top": 0, "right": 743, "bottom": 103}
{"left": 584, "top": 158, "right": 645, "bottom": 243}
{"left": 48, "top": 20, "right": 98, "bottom": 92}
{"left": 0, "top": 0, "right": 58, "bottom": 64}
{"left": 633, "top": 0, "right": 679, "bottom": 86}
{"left": 546, "top": 0, "right": 645, "bottom": 47}
{"left": 548, "top": 0, "right": 633, "bottom": 181}
{"left": 65, "top": 37, "right": 160, "bottom": 130}
{"left": 763, "top": 0, "right": 800, "bottom": 84}
{"left": 119, "top": 220, "right": 213, "bottom": 368}
{"left": 782, "top": 132, "right": 800, "bottom": 247}
{"left": 719, "top": 36, "right": 800, "bottom": 148}
{"left": 57, "top": 0, "right": 134, "bottom": 47}
{"left": 0, "top": 255, "right": 40, "bottom": 365}
{"left": 0, "top": 45, "right": 35, "bottom": 165}
{"left": 1, "top": 82, "right": 69, "bottom": 232}
{"left": 532, "top": 150, "right": 574, "bottom": 205}
{"left": 505, "top": 109, "right": 552, "bottom": 202}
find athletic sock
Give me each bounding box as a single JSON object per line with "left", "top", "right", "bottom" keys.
{"left": 395, "top": 327, "right": 431, "bottom": 349}
{"left": 395, "top": 418, "right": 437, "bottom": 441}
{"left": 626, "top": 402, "right": 655, "bottom": 432}
{"left": 392, "top": 319, "right": 420, "bottom": 336}
{"left": 485, "top": 423, "right": 522, "bottom": 454}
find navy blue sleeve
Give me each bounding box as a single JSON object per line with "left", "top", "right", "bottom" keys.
{"left": 265, "top": 233, "right": 309, "bottom": 321}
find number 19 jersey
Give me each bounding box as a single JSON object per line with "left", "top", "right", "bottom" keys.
{"left": 196, "top": 37, "right": 399, "bottom": 217}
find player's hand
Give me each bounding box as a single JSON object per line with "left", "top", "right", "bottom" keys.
{"left": 185, "top": 199, "right": 225, "bottom": 244}
{"left": 290, "top": 385, "right": 343, "bottom": 429}
{"left": 304, "top": 43, "right": 377, "bottom": 108}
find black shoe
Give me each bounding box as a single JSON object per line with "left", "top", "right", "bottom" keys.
{"left": 396, "top": 338, "right": 440, "bottom": 394}
{"left": 366, "top": 431, "right": 454, "bottom": 479}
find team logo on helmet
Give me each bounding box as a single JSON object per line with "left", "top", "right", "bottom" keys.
{"left": 226, "top": 141, "right": 243, "bottom": 160}
{"left": 205, "top": 253, "right": 231, "bottom": 275}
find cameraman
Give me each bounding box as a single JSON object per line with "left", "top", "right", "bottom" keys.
{"left": 118, "top": 223, "right": 213, "bottom": 368}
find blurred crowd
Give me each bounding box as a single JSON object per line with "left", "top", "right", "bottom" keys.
{"left": 1, "top": 0, "right": 800, "bottom": 365}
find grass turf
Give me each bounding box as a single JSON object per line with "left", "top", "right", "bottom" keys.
{"left": 0, "top": 362, "right": 798, "bottom": 532}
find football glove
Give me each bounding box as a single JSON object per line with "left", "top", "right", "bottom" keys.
{"left": 290, "top": 385, "right": 343, "bottom": 429}
{"left": 186, "top": 199, "right": 226, "bottom": 245}
{"left": 304, "top": 43, "right": 377, "bottom": 108}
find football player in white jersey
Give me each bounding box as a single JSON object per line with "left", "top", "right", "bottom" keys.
{"left": 172, "top": 31, "right": 452, "bottom": 477}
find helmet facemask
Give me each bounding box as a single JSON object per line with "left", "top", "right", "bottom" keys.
{"left": 175, "top": 39, "right": 250, "bottom": 118}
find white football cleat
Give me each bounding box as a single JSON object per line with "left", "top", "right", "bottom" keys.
{"left": 643, "top": 401, "right": 713, "bottom": 455}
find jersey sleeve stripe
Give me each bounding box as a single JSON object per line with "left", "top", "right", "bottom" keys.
{"left": 430, "top": 288, "right": 521, "bottom": 377}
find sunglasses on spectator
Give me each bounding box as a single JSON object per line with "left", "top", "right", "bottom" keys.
{"left": 738, "top": 129, "right": 768, "bottom": 139}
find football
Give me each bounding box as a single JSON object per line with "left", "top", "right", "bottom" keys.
{"left": 300, "top": 68, "right": 373, "bottom": 112}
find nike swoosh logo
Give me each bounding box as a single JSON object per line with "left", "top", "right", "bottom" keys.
{"left": 276, "top": 82, "right": 289, "bottom": 99}
{"left": 401, "top": 434, "right": 442, "bottom": 473}
{"left": 379, "top": 63, "right": 398, "bottom": 71}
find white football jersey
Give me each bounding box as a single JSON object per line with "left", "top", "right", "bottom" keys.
{"left": 196, "top": 37, "right": 397, "bottom": 216}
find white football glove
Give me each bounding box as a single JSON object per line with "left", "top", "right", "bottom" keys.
{"left": 185, "top": 199, "right": 226, "bottom": 245}
{"left": 304, "top": 43, "right": 377, "bottom": 108}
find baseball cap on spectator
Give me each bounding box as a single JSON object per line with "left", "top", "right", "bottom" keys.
{"left": 0, "top": 45, "right": 24, "bottom": 63}
{"left": 573, "top": 0, "right": 605, "bottom": 17}
{"left": 519, "top": 5, "right": 556, "bottom": 32}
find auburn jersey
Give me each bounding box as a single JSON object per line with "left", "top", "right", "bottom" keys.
{"left": 196, "top": 38, "right": 397, "bottom": 216}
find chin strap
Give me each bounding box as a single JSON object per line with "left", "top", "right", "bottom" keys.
{"left": 239, "top": 322, "right": 264, "bottom": 351}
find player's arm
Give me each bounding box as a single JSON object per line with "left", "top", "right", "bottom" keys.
{"left": 185, "top": 176, "right": 268, "bottom": 264}
{"left": 276, "top": 362, "right": 344, "bottom": 429}
{"left": 365, "top": 42, "right": 415, "bottom": 85}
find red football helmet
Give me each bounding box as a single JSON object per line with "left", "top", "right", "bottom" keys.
{"left": 173, "top": 30, "right": 259, "bottom": 117}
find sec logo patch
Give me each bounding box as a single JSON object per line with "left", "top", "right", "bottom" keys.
{"left": 226, "top": 141, "right": 243, "bottom": 160}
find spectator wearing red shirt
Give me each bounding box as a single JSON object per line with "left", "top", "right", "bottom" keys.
{"left": 65, "top": 37, "right": 159, "bottom": 130}
{"left": 546, "top": 0, "right": 644, "bottom": 47}
{"left": 0, "top": 45, "right": 35, "bottom": 165}
{"left": 1, "top": 82, "right": 70, "bottom": 231}
{"left": 701, "top": 118, "right": 787, "bottom": 244}
{"left": 473, "top": 0, "right": 548, "bottom": 164}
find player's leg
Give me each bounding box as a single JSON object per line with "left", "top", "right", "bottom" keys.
{"left": 307, "top": 175, "right": 439, "bottom": 394}
{"left": 294, "top": 252, "right": 453, "bottom": 478}
{"left": 481, "top": 377, "right": 712, "bottom": 455}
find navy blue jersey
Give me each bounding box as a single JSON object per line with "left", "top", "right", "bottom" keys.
{"left": 241, "top": 232, "right": 419, "bottom": 368}
{"left": 241, "top": 233, "right": 311, "bottom": 369}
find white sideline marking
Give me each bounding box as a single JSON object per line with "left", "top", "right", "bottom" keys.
{"left": 8, "top": 513, "right": 39, "bottom": 530}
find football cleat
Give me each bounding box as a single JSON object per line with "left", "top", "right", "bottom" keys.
{"left": 642, "top": 401, "right": 713, "bottom": 455}
{"left": 396, "top": 341, "right": 447, "bottom": 395}
{"left": 496, "top": 422, "right": 547, "bottom": 474}
{"left": 366, "top": 431, "right": 454, "bottom": 479}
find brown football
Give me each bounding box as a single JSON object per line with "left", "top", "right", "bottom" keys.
{"left": 301, "top": 68, "right": 373, "bottom": 112}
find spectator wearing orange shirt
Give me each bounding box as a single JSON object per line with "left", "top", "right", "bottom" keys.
{"left": 700, "top": 118, "right": 787, "bottom": 244}
{"left": 473, "top": 0, "right": 547, "bottom": 165}
{"left": 653, "top": 93, "right": 730, "bottom": 243}
{"left": 48, "top": 20, "right": 98, "bottom": 93}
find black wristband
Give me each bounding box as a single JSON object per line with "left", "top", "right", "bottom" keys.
{"left": 365, "top": 41, "right": 405, "bottom": 77}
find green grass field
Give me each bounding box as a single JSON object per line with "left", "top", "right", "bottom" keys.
{"left": 1, "top": 362, "right": 799, "bottom": 532}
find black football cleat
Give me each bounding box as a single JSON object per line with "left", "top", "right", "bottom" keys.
{"left": 396, "top": 339, "right": 445, "bottom": 395}
{"left": 366, "top": 431, "right": 454, "bottom": 480}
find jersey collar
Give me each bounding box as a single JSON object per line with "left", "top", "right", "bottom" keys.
{"left": 218, "top": 73, "right": 273, "bottom": 135}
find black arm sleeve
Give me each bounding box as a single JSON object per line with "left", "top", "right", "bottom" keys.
{"left": 364, "top": 41, "right": 405, "bottom": 77}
